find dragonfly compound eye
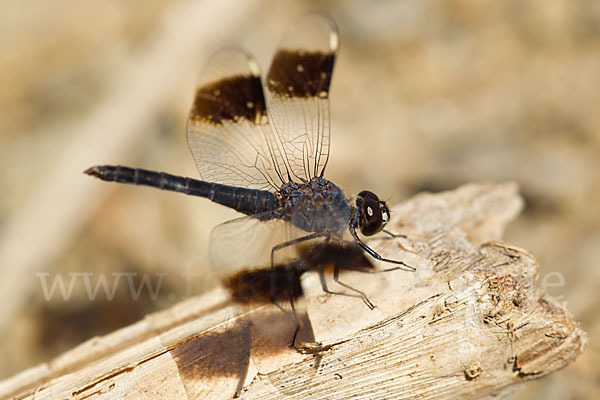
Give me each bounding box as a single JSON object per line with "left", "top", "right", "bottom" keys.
{"left": 360, "top": 198, "right": 384, "bottom": 236}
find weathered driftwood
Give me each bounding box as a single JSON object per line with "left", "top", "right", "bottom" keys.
{"left": 0, "top": 183, "right": 586, "bottom": 399}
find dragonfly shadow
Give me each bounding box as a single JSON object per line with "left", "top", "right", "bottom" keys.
{"left": 171, "top": 242, "right": 376, "bottom": 397}
{"left": 223, "top": 241, "right": 376, "bottom": 348}
{"left": 170, "top": 320, "right": 252, "bottom": 398}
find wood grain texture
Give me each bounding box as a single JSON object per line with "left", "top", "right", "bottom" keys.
{"left": 0, "top": 183, "right": 586, "bottom": 399}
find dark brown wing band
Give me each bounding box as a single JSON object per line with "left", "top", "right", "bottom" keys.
{"left": 267, "top": 50, "right": 335, "bottom": 99}
{"left": 190, "top": 75, "right": 267, "bottom": 125}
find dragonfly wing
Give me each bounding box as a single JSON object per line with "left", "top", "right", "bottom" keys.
{"left": 265, "top": 14, "right": 339, "bottom": 182}
{"left": 187, "top": 50, "right": 286, "bottom": 191}
{"left": 209, "top": 212, "right": 309, "bottom": 285}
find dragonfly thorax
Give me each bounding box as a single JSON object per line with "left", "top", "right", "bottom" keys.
{"left": 278, "top": 177, "right": 351, "bottom": 236}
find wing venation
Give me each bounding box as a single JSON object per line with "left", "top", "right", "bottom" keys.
{"left": 265, "top": 14, "right": 339, "bottom": 182}
{"left": 187, "top": 50, "right": 284, "bottom": 190}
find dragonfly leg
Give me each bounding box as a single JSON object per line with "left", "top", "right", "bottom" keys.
{"left": 268, "top": 284, "right": 287, "bottom": 314}
{"left": 340, "top": 263, "right": 403, "bottom": 274}
{"left": 288, "top": 296, "right": 301, "bottom": 350}
{"left": 285, "top": 269, "right": 315, "bottom": 352}
{"left": 269, "top": 232, "right": 322, "bottom": 271}
{"left": 272, "top": 235, "right": 334, "bottom": 353}
{"left": 332, "top": 263, "right": 375, "bottom": 309}
{"left": 382, "top": 229, "right": 407, "bottom": 239}
{"left": 317, "top": 263, "right": 374, "bottom": 308}
{"left": 288, "top": 281, "right": 329, "bottom": 355}
{"left": 381, "top": 229, "right": 419, "bottom": 255}
{"left": 295, "top": 235, "right": 331, "bottom": 269}
{"left": 349, "top": 226, "right": 416, "bottom": 271}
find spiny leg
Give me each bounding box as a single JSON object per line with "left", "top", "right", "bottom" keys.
{"left": 296, "top": 235, "right": 331, "bottom": 269}
{"left": 270, "top": 232, "right": 322, "bottom": 271}
{"left": 382, "top": 229, "right": 407, "bottom": 239}
{"left": 381, "top": 229, "right": 419, "bottom": 255}
{"left": 268, "top": 282, "right": 288, "bottom": 314}
{"left": 332, "top": 263, "right": 375, "bottom": 309}
{"left": 317, "top": 265, "right": 374, "bottom": 307}
{"left": 285, "top": 269, "right": 315, "bottom": 352}
{"left": 349, "top": 226, "right": 415, "bottom": 271}
{"left": 339, "top": 263, "right": 403, "bottom": 274}
{"left": 282, "top": 236, "right": 333, "bottom": 353}
{"left": 287, "top": 276, "right": 301, "bottom": 350}
{"left": 267, "top": 233, "right": 327, "bottom": 317}
{"left": 287, "top": 281, "right": 328, "bottom": 354}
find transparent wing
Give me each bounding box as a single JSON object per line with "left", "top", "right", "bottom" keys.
{"left": 209, "top": 212, "right": 314, "bottom": 286}
{"left": 187, "top": 50, "right": 286, "bottom": 191}
{"left": 265, "top": 14, "right": 339, "bottom": 182}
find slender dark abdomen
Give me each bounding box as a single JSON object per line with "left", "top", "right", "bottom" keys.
{"left": 85, "top": 165, "right": 280, "bottom": 216}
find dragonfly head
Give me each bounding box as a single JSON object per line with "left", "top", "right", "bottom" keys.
{"left": 354, "top": 190, "right": 390, "bottom": 236}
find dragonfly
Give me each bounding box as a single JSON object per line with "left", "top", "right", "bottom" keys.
{"left": 85, "top": 14, "right": 414, "bottom": 352}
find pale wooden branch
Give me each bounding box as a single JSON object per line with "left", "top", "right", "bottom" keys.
{"left": 0, "top": 183, "right": 586, "bottom": 399}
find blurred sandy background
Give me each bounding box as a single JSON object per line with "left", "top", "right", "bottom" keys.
{"left": 0, "top": 0, "right": 598, "bottom": 398}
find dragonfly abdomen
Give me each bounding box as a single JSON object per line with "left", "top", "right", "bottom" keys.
{"left": 85, "top": 165, "right": 280, "bottom": 215}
